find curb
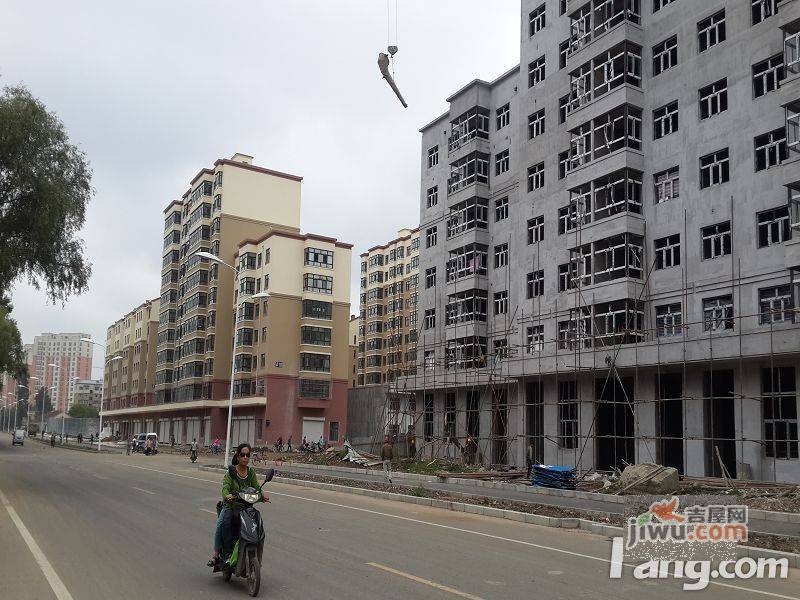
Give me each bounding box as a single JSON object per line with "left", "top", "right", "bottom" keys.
{"left": 27, "top": 436, "right": 124, "bottom": 454}
{"left": 256, "top": 459, "right": 800, "bottom": 525}
{"left": 198, "top": 466, "right": 800, "bottom": 569}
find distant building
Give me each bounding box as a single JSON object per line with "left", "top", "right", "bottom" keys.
{"left": 73, "top": 380, "right": 103, "bottom": 410}
{"left": 28, "top": 333, "right": 93, "bottom": 412}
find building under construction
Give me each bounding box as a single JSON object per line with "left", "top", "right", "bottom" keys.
{"left": 386, "top": 0, "right": 800, "bottom": 483}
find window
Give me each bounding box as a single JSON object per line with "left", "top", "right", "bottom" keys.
{"left": 299, "top": 379, "right": 329, "bottom": 399}
{"left": 699, "top": 148, "right": 729, "bottom": 188}
{"left": 425, "top": 227, "right": 438, "bottom": 248}
{"left": 304, "top": 247, "right": 334, "bottom": 268}
{"left": 329, "top": 422, "right": 340, "bottom": 442}
{"left": 529, "top": 3, "right": 546, "bottom": 36}
{"left": 424, "top": 308, "right": 436, "bottom": 330}
{"left": 652, "top": 36, "right": 678, "bottom": 76}
{"left": 755, "top": 128, "right": 788, "bottom": 171}
{"left": 527, "top": 270, "right": 544, "bottom": 298}
{"left": 425, "top": 267, "right": 436, "bottom": 289}
{"left": 702, "top": 221, "right": 731, "bottom": 259}
{"left": 758, "top": 206, "right": 791, "bottom": 247}
{"left": 762, "top": 367, "right": 798, "bottom": 459}
{"left": 558, "top": 381, "right": 578, "bottom": 449}
{"left": 752, "top": 0, "right": 778, "bottom": 25}
{"left": 654, "top": 0, "right": 677, "bottom": 12}
{"left": 653, "top": 101, "right": 678, "bottom": 139}
{"left": 303, "top": 299, "right": 333, "bottom": 320}
{"left": 529, "top": 109, "right": 545, "bottom": 139}
{"left": 699, "top": 78, "right": 727, "bottom": 119}
{"left": 426, "top": 186, "right": 438, "bottom": 208}
{"left": 698, "top": 10, "right": 726, "bottom": 53}
{"left": 527, "top": 162, "right": 545, "bottom": 192}
{"left": 496, "top": 103, "right": 510, "bottom": 129}
{"left": 655, "top": 303, "right": 683, "bottom": 337}
{"left": 528, "top": 55, "right": 546, "bottom": 87}
{"left": 303, "top": 273, "right": 333, "bottom": 295}
{"left": 703, "top": 295, "right": 734, "bottom": 331}
{"left": 448, "top": 152, "right": 490, "bottom": 195}
{"left": 527, "top": 216, "right": 545, "bottom": 244}
{"left": 446, "top": 289, "right": 488, "bottom": 325}
{"left": 495, "top": 149, "right": 510, "bottom": 176}
{"left": 654, "top": 167, "right": 679, "bottom": 203}
{"left": 427, "top": 145, "right": 439, "bottom": 168}
{"left": 654, "top": 234, "right": 680, "bottom": 269}
{"left": 753, "top": 54, "right": 785, "bottom": 98}
{"left": 301, "top": 326, "right": 332, "bottom": 346}
{"left": 300, "top": 353, "right": 331, "bottom": 373}
{"left": 493, "top": 339, "right": 509, "bottom": 361}
{"left": 494, "top": 243, "right": 508, "bottom": 268}
{"left": 494, "top": 291, "right": 508, "bottom": 315}
{"left": 495, "top": 196, "right": 508, "bottom": 221}
{"left": 526, "top": 325, "right": 544, "bottom": 353}
{"left": 760, "top": 285, "right": 793, "bottom": 324}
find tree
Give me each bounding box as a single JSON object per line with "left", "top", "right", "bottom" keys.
{"left": 0, "top": 298, "right": 26, "bottom": 381}
{"left": 34, "top": 386, "right": 51, "bottom": 415}
{"left": 68, "top": 403, "right": 98, "bottom": 419}
{"left": 0, "top": 85, "right": 93, "bottom": 300}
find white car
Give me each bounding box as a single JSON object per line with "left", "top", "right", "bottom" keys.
{"left": 12, "top": 429, "right": 25, "bottom": 446}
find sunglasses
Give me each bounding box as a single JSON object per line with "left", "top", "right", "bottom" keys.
{"left": 239, "top": 452, "right": 251, "bottom": 457}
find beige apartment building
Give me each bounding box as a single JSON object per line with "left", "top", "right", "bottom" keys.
{"left": 103, "top": 153, "right": 352, "bottom": 447}
{"left": 356, "top": 228, "right": 420, "bottom": 387}
{"left": 348, "top": 315, "right": 358, "bottom": 388}
{"left": 103, "top": 299, "right": 159, "bottom": 423}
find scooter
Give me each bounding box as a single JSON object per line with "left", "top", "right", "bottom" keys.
{"left": 216, "top": 468, "right": 274, "bottom": 596}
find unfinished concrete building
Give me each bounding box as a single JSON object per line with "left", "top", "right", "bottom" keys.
{"left": 395, "top": 0, "right": 800, "bottom": 482}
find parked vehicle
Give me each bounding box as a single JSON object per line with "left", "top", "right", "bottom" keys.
{"left": 215, "top": 468, "right": 274, "bottom": 596}
{"left": 135, "top": 432, "right": 159, "bottom": 454}
{"left": 12, "top": 429, "right": 25, "bottom": 446}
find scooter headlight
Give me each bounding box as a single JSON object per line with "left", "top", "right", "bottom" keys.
{"left": 239, "top": 492, "right": 260, "bottom": 504}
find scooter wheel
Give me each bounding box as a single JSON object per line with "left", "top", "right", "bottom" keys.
{"left": 223, "top": 566, "right": 233, "bottom": 582}
{"left": 247, "top": 555, "right": 260, "bottom": 596}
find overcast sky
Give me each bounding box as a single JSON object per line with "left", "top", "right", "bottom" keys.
{"left": 2, "top": 0, "right": 520, "bottom": 370}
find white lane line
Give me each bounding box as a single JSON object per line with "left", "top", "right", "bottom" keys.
{"left": 367, "top": 562, "right": 485, "bottom": 600}
{"left": 107, "top": 462, "right": 799, "bottom": 600}
{"left": 92, "top": 474, "right": 108, "bottom": 480}
{"left": 199, "top": 508, "right": 216, "bottom": 515}
{"left": 132, "top": 487, "right": 155, "bottom": 495}
{"left": 0, "top": 488, "right": 76, "bottom": 600}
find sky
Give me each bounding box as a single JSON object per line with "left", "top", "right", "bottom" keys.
{"left": 1, "top": 0, "right": 520, "bottom": 370}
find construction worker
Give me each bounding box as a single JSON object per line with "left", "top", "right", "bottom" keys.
{"left": 381, "top": 436, "right": 393, "bottom": 484}
{"left": 526, "top": 438, "right": 536, "bottom": 479}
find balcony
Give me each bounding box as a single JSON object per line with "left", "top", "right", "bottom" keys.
{"left": 563, "top": 0, "right": 642, "bottom": 65}
{"left": 447, "top": 152, "right": 490, "bottom": 197}
{"left": 447, "top": 107, "right": 489, "bottom": 156}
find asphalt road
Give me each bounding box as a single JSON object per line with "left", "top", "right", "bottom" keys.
{"left": 1, "top": 434, "right": 798, "bottom": 600}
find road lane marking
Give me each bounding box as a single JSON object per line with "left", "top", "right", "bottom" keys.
{"left": 132, "top": 487, "right": 155, "bottom": 495}
{"left": 92, "top": 474, "right": 108, "bottom": 480}
{"left": 200, "top": 508, "right": 216, "bottom": 515}
{"left": 0, "top": 488, "right": 75, "bottom": 600}
{"left": 106, "top": 462, "right": 799, "bottom": 599}
{"left": 367, "top": 562, "right": 485, "bottom": 600}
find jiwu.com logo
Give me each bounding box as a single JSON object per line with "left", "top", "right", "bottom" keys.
{"left": 626, "top": 497, "right": 748, "bottom": 550}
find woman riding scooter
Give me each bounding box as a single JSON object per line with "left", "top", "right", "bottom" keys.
{"left": 208, "top": 442, "right": 265, "bottom": 570}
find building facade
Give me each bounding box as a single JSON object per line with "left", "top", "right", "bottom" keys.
{"left": 403, "top": 0, "right": 800, "bottom": 482}
{"left": 355, "top": 228, "right": 421, "bottom": 386}
{"left": 103, "top": 153, "right": 352, "bottom": 447}
{"left": 102, "top": 299, "right": 159, "bottom": 422}
{"left": 26, "top": 333, "right": 93, "bottom": 412}
{"left": 73, "top": 379, "right": 104, "bottom": 410}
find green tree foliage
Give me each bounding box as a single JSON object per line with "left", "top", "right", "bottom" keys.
{"left": 33, "top": 386, "right": 51, "bottom": 414}
{"left": 0, "top": 298, "right": 26, "bottom": 382}
{"left": 0, "top": 85, "right": 93, "bottom": 299}
{"left": 68, "top": 403, "right": 98, "bottom": 419}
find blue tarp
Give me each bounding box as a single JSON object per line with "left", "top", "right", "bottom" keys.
{"left": 532, "top": 464, "right": 576, "bottom": 490}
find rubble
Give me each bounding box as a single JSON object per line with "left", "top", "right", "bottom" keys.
{"left": 614, "top": 463, "right": 680, "bottom": 495}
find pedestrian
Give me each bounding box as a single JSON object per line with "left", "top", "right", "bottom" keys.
{"left": 526, "top": 438, "right": 536, "bottom": 479}
{"left": 276, "top": 436, "right": 283, "bottom": 453}
{"left": 90, "top": 433, "right": 94, "bottom": 445}
{"left": 318, "top": 435, "right": 324, "bottom": 451}
{"left": 126, "top": 437, "right": 131, "bottom": 455}
{"left": 381, "top": 436, "right": 393, "bottom": 484}
{"left": 77, "top": 433, "right": 82, "bottom": 444}
{"left": 213, "top": 436, "right": 221, "bottom": 455}
{"left": 131, "top": 435, "right": 137, "bottom": 453}
{"left": 408, "top": 435, "right": 416, "bottom": 460}
{"left": 302, "top": 436, "right": 308, "bottom": 450}
{"left": 65, "top": 433, "right": 69, "bottom": 444}
{"left": 50, "top": 433, "right": 55, "bottom": 447}
{"left": 286, "top": 436, "right": 292, "bottom": 452}
{"left": 190, "top": 438, "right": 198, "bottom": 462}
{"left": 145, "top": 437, "right": 152, "bottom": 456}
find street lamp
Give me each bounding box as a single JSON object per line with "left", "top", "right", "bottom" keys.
{"left": 81, "top": 338, "right": 122, "bottom": 452}
{"left": 193, "top": 251, "right": 270, "bottom": 467}
{"left": 46, "top": 362, "right": 60, "bottom": 435}
{"left": 16, "top": 385, "right": 30, "bottom": 432}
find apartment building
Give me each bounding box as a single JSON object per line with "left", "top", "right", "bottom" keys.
{"left": 349, "top": 315, "right": 359, "bottom": 388}
{"left": 103, "top": 153, "right": 352, "bottom": 447}
{"left": 102, "top": 299, "right": 159, "bottom": 425}
{"left": 355, "top": 228, "right": 421, "bottom": 386}
{"left": 404, "top": 0, "right": 800, "bottom": 482}
{"left": 24, "top": 333, "right": 93, "bottom": 412}
{"left": 73, "top": 379, "right": 104, "bottom": 410}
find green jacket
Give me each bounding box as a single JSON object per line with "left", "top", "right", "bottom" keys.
{"left": 221, "top": 466, "right": 262, "bottom": 507}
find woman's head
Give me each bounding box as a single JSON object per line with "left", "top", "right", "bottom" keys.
{"left": 232, "top": 442, "right": 252, "bottom": 466}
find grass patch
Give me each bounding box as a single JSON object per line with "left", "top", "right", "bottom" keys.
{"left": 409, "top": 486, "right": 431, "bottom": 498}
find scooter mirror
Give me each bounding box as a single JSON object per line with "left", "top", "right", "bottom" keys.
{"left": 263, "top": 468, "right": 275, "bottom": 484}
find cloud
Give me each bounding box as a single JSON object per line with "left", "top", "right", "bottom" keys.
{"left": 1, "top": 0, "right": 519, "bottom": 352}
